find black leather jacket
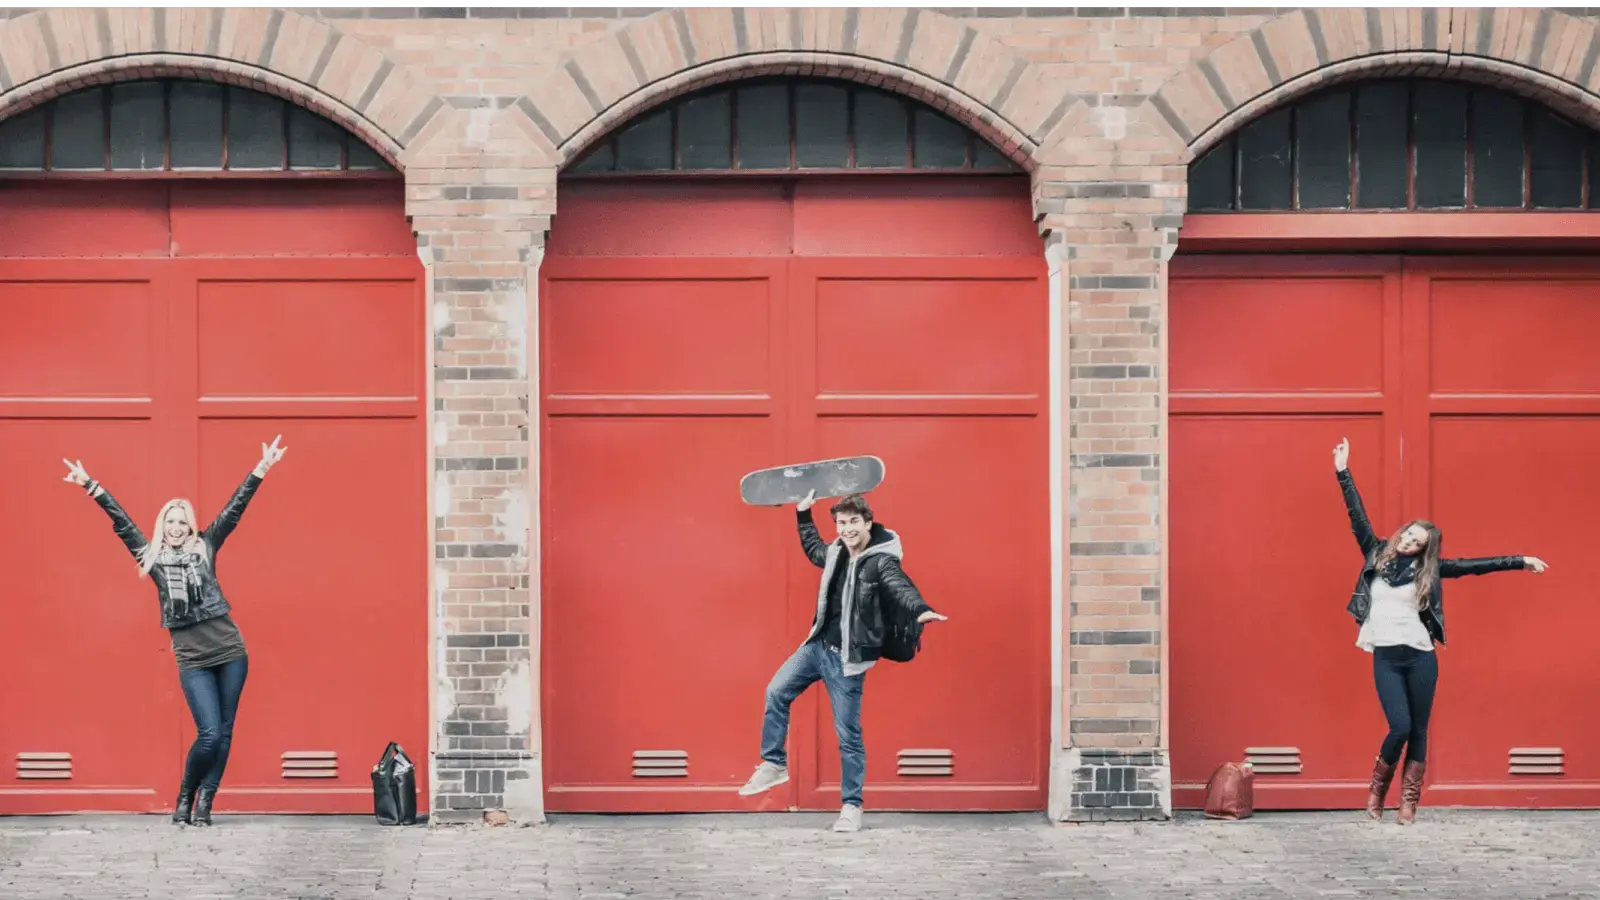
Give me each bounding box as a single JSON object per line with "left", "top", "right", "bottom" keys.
{"left": 92, "top": 471, "right": 264, "bottom": 630}
{"left": 1338, "top": 468, "right": 1523, "bottom": 645}
{"left": 796, "top": 510, "right": 934, "bottom": 669}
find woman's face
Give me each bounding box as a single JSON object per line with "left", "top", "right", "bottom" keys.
{"left": 163, "top": 507, "right": 194, "bottom": 546}
{"left": 1396, "top": 524, "right": 1431, "bottom": 557}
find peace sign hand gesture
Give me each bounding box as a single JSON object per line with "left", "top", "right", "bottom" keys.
{"left": 61, "top": 458, "right": 90, "bottom": 488}
{"left": 255, "top": 434, "right": 288, "bottom": 477}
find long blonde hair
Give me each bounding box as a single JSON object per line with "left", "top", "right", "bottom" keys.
{"left": 138, "top": 498, "right": 209, "bottom": 577}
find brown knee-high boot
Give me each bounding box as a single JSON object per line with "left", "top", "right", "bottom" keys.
{"left": 1396, "top": 760, "right": 1426, "bottom": 825}
{"left": 1365, "top": 756, "right": 1398, "bottom": 819}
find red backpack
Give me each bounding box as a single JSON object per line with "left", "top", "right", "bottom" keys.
{"left": 1203, "top": 761, "right": 1255, "bottom": 820}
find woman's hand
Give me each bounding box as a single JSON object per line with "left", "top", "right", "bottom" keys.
{"left": 1525, "top": 556, "right": 1549, "bottom": 574}
{"left": 255, "top": 434, "right": 288, "bottom": 477}
{"left": 61, "top": 458, "right": 90, "bottom": 487}
{"left": 1333, "top": 437, "right": 1350, "bottom": 473}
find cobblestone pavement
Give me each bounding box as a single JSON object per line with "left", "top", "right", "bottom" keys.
{"left": 1, "top": 810, "right": 1597, "bottom": 899}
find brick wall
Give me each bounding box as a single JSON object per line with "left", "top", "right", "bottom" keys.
{"left": 0, "top": 6, "right": 1591, "bottom": 824}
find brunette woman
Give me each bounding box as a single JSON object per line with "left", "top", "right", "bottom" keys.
{"left": 63, "top": 435, "right": 287, "bottom": 825}
{"left": 1332, "top": 438, "right": 1546, "bottom": 824}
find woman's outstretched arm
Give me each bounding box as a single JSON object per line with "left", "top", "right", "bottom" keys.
{"left": 1333, "top": 438, "right": 1382, "bottom": 557}
{"left": 64, "top": 458, "right": 147, "bottom": 562}
{"left": 1441, "top": 555, "right": 1548, "bottom": 577}
{"left": 205, "top": 435, "right": 287, "bottom": 551}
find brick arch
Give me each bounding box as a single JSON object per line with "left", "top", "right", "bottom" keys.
{"left": 1149, "top": 7, "right": 1600, "bottom": 160}
{"left": 0, "top": 8, "right": 447, "bottom": 166}
{"left": 533, "top": 7, "right": 1077, "bottom": 170}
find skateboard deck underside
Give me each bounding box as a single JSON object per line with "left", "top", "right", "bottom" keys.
{"left": 739, "top": 455, "right": 885, "bottom": 506}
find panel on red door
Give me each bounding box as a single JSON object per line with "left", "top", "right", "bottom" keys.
{"left": 792, "top": 178, "right": 1041, "bottom": 258}
{"left": 170, "top": 181, "right": 415, "bottom": 258}
{"left": 195, "top": 278, "right": 420, "bottom": 399}
{"left": 796, "top": 261, "right": 1048, "bottom": 811}
{"left": 195, "top": 418, "right": 427, "bottom": 812}
{"left": 1423, "top": 268, "right": 1600, "bottom": 807}
{"left": 191, "top": 264, "right": 427, "bottom": 813}
{"left": 0, "top": 278, "right": 156, "bottom": 399}
{"left": 1169, "top": 415, "right": 1389, "bottom": 807}
{"left": 546, "top": 182, "right": 794, "bottom": 258}
{"left": 808, "top": 416, "right": 1048, "bottom": 809}
{"left": 812, "top": 275, "right": 1041, "bottom": 396}
{"left": 1429, "top": 275, "right": 1600, "bottom": 394}
{"left": 0, "top": 182, "right": 171, "bottom": 258}
{"left": 0, "top": 419, "right": 179, "bottom": 813}
{"left": 0, "top": 268, "right": 179, "bottom": 813}
{"left": 542, "top": 416, "right": 789, "bottom": 809}
{"left": 543, "top": 274, "right": 774, "bottom": 395}
{"left": 1169, "top": 271, "right": 1388, "bottom": 395}
{"left": 1169, "top": 260, "right": 1399, "bottom": 809}
{"left": 1428, "top": 417, "right": 1600, "bottom": 805}
{"left": 541, "top": 262, "right": 790, "bottom": 811}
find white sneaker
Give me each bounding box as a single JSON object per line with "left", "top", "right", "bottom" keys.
{"left": 832, "top": 804, "right": 862, "bottom": 832}
{"left": 737, "top": 762, "right": 789, "bottom": 796}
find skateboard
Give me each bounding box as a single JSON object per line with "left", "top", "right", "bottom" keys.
{"left": 739, "top": 455, "right": 885, "bottom": 507}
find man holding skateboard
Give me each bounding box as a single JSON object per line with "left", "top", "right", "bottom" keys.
{"left": 738, "top": 487, "right": 946, "bottom": 833}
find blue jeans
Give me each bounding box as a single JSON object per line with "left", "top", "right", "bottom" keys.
{"left": 1373, "top": 645, "right": 1437, "bottom": 765}
{"left": 178, "top": 656, "right": 249, "bottom": 792}
{"left": 760, "top": 640, "right": 867, "bottom": 807}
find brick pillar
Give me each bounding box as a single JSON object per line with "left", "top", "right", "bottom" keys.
{"left": 1042, "top": 166, "right": 1184, "bottom": 821}
{"left": 415, "top": 227, "right": 543, "bottom": 824}
{"left": 1043, "top": 229, "right": 1073, "bottom": 821}
{"left": 405, "top": 102, "right": 556, "bottom": 825}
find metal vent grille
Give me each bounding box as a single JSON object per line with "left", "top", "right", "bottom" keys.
{"left": 15, "top": 753, "right": 71, "bottom": 780}
{"left": 1244, "top": 746, "right": 1303, "bottom": 775}
{"left": 1509, "top": 747, "right": 1564, "bottom": 776}
{"left": 897, "top": 748, "right": 954, "bottom": 777}
{"left": 631, "top": 750, "right": 688, "bottom": 778}
{"left": 281, "top": 751, "right": 338, "bottom": 779}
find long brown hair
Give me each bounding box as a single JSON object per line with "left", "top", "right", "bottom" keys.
{"left": 1372, "top": 519, "right": 1441, "bottom": 610}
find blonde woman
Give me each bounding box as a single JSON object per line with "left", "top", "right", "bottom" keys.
{"left": 63, "top": 435, "right": 287, "bottom": 826}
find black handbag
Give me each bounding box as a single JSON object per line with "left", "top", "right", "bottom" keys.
{"left": 371, "top": 742, "right": 418, "bottom": 826}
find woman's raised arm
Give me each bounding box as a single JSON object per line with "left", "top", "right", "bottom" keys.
{"left": 1333, "top": 438, "right": 1382, "bottom": 557}
{"left": 64, "top": 458, "right": 147, "bottom": 561}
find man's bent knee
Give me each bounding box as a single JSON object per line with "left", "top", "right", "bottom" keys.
{"left": 765, "top": 682, "right": 797, "bottom": 711}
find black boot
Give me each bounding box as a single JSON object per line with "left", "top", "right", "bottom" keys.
{"left": 191, "top": 786, "right": 215, "bottom": 826}
{"left": 171, "top": 778, "right": 198, "bottom": 825}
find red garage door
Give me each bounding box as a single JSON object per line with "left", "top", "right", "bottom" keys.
{"left": 0, "top": 181, "right": 428, "bottom": 814}
{"left": 1171, "top": 255, "right": 1599, "bottom": 808}
{"left": 541, "top": 178, "right": 1049, "bottom": 812}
